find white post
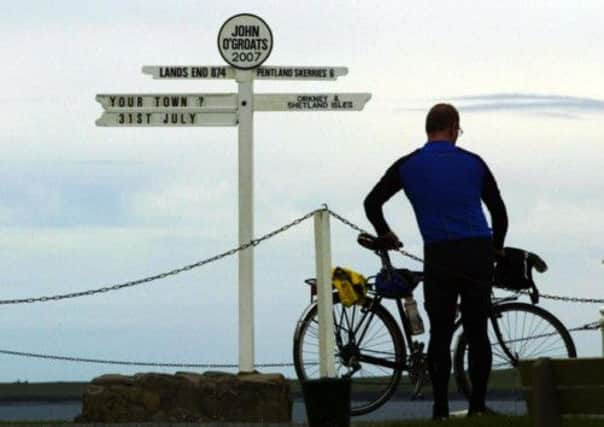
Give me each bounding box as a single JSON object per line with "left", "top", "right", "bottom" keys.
{"left": 314, "top": 208, "right": 336, "bottom": 378}
{"left": 237, "top": 69, "right": 255, "bottom": 372}
{"left": 600, "top": 306, "right": 604, "bottom": 358}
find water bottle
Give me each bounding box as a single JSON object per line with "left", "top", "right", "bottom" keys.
{"left": 404, "top": 297, "right": 425, "bottom": 335}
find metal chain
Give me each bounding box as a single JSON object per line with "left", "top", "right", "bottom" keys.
{"left": 0, "top": 348, "right": 296, "bottom": 368}
{"left": 0, "top": 207, "right": 600, "bottom": 369}
{"left": 2, "top": 322, "right": 601, "bottom": 368}
{"left": 328, "top": 209, "right": 604, "bottom": 304}
{"left": 530, "top": 291, "right": 604, "bottom": 305}
{"left": 568, "top": 320, "right": 602, "bottom": 332}
{"left": 512, "top": 288, "right": 604, "bottom": 304}
{"left": 0, "top": 208, "right": 324, "bottom": 305}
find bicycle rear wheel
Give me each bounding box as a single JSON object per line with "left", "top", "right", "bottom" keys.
{"left": 293, "top": 296, "right": 405, "bottom": 415}
{"left": 453, "top": 302, "right": 577, "bottom": 398}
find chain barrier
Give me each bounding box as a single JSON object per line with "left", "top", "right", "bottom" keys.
{"left": 0, "top": 208, "right": 324, "bottom": 306}
{"left": 568, "top": 320, "right": 602, "bottom": 332}
{"left": 5, "top": 206, "right": 599, "bottom": 305}
{"left": 0, "top": 348, "right": 297, "bottom": 368}
{"left": 0, "top": 206, "right": 600, "bottom": 368}
{"left": 327, "top": 208, "right": 604, "bottom": 304}
{"left": 0, "top": 321, "right": 600, "bottom": 368}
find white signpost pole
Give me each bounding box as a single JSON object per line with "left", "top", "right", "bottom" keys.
{"left": 97, "top": 13, "right": 371, "bottom": 374}
{"left": 237, "top": 69, "right": 255, "bottom": 372}
{"left": 218, "top": 13, "right": 274, "bottom": 373}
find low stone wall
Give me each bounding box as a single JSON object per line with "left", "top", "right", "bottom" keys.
{"left": 75, "top": 371, "right": 292, "bottom": 423}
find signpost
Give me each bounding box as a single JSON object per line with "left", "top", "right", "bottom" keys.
{"left": 96, "top": 112, "right": 238, "bottom": 127}
{"left": 142, "top": 65, "right": 348, "bottom": 81}
{"left": 254, "top": 93, "right": 371, "bottom": 111}
{"left": 96, "top": 94, "right": 238, "bottom": 111}
{"left": 217, "top": 13, "right": 273, "bottom": 69}
{"left": 96, "top": 13, "right": 371, "bottom": 374}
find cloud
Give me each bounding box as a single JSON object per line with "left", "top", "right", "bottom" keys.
{"left": 450, "top": 93, "right": 604, "bottom": 116}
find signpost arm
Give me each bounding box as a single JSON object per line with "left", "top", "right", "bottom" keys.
{"left": 236, "top": 69, "right": 255, "bottom": 372}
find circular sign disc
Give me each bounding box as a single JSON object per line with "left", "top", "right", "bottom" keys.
{"left": 218, "top": 13, "right": 273, "bottom": 70}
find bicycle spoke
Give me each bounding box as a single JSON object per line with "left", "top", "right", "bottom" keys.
{"left": 294, "top": 298, "right": 404, "bottom": 416}
{"left": 454, "top": 302, "right": 575, "bottom": 401}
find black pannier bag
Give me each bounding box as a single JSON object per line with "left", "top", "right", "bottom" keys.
{"left": 494, "top": 247, "right": 547, "bottom": 303}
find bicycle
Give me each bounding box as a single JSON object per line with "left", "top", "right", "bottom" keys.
{"left": 292, "top": 233, "right": 577, "bottom": 416}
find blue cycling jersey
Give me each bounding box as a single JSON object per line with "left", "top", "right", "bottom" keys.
{"left": 364, "top": 140, "right": 508, "bottom": 248}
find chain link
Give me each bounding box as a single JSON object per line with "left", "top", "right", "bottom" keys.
{"left": 0, "top": 208, "right": 324, "bottom": 305}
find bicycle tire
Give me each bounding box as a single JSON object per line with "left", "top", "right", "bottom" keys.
{"left": 293, "top": 295, "right": 406, "bottom": 416}
{"left": 453, "top": 302, "right": 577, "bottom": 398}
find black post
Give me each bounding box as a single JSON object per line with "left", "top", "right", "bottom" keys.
{"left": 533, "top": 357, "right": 561, "bottom": 427}
{"left": 302, "top": 377, "right": 351, "bottom": 427}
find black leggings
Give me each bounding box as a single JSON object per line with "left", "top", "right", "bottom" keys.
{"left": 423, "top": 238, "right": 494, "bottom": 417}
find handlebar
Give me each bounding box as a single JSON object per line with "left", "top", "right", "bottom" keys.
{"left": 357, "top": 232, "right": 424, "bottom": 289}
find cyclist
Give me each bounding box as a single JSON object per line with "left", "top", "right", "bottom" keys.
{"left": 363, "top": 103, "right": 508, "bottom": 419}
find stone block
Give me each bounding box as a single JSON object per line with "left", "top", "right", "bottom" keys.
{"left": 75, "top": 371, "right": 291, "bottom": 423}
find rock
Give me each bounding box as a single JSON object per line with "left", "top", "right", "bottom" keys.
{"left": 75, "top": 371, "right": 291, "bottom": 423}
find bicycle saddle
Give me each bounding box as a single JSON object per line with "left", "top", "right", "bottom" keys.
{"left": 357, "top": 232, "right": 402, "bottom": 251}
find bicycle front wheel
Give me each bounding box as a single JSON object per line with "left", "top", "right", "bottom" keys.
{"left": 453, "top": 302, "right": 577, "bottom": 398}
{"left": 293, "top": 296, "right": 405, "bottom": 415}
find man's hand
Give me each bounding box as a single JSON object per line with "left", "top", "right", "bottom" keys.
{"left": 493, "top": 247, "right": 505, "bottom": 259}
{"left": 380, "top": 231, "right": 403, "bottom": 249}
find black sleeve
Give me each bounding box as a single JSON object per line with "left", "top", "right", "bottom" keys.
{"left": 364, "top": 161, "right": 404, "bottom": 236}
{"left": 481, "top": 161, "right": 508, "bottom": 250}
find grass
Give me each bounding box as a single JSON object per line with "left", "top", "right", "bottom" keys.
{"left": 354, "top": 417, "right": 604, "bottom": 427}
{"left": 0, "top": 382, "right": 86, "bottom": 401}
{"left": 0, "top": 422, "right": 604, "bottom": 427}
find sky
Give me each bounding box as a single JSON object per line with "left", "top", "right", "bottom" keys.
{"left": 0, "top": 0, "right": 603, "bottom": 382}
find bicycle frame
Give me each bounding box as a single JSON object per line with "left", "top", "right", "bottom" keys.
{"left": 334, "top": 294, "right": 404, "bottom": 372}
{"left": 303, "top": 240, "right": 532, "bottom": 382}
{"left": 327, "top": 291, "right": 421, "bottom": 374}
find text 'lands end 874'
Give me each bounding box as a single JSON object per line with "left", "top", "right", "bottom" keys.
{"left": 142, "top": 66, "right": 348, "bottom": 80}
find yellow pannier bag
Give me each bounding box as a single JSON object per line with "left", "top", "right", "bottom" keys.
{"left": 332, "top": 266, "right": 368, "bottom": 307}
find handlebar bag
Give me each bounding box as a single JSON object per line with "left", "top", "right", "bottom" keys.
{"left": 375, "top": 268, "right": 413, "bottom": 298}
